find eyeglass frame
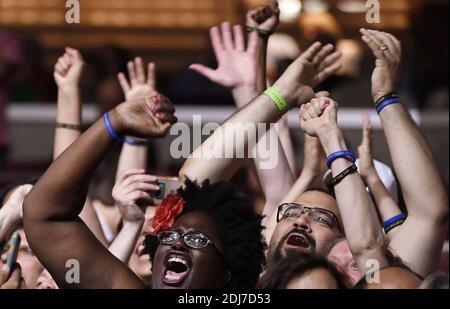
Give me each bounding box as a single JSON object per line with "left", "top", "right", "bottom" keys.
{"left": 156, "top": 229, "right": 223, "bottom": 256}
{"left": 276, "top": 203, "right": 342, "bottom": 233}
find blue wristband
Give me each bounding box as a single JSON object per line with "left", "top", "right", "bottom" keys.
{"left": 124, "top": 136, "right": 146, "bottom": 146}
{"left": 376, "top": 97, "right": 401, "bottom": 114}
{"left": 383, "top": 214, "right": 406, "bottom": 232}
{"left": 326, "top": 150, "right": 356, "bottom": 169}
{"left": 103, "top": 112, "right": 123, "bottom": 141}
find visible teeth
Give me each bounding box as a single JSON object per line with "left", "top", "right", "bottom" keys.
{"left": 168, "top": 256, "right": 188, "bottom": 266}
{"left": 165, "top": 274, "right": 180, "bottom": 280}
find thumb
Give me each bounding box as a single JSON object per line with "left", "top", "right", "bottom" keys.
{"left": 189, "top": 64, "right": 217, "bottom": 82}
{"left": 323, "top": 100, "right": 338, "bottom": 119}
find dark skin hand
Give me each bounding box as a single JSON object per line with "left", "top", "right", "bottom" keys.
{"left": 22, "top": 95, "right": 176, "bottom": 289}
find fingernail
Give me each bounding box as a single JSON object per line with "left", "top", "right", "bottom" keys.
{"left": 153, "top": 95, "right": 160, "bottom": 105}
{"left": 156, "top": 112, "right": 163, "bottom": 118}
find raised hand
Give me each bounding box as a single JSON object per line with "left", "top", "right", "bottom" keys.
{"left": 118, "top": 57, "right": 157, "bottom": 101}
{"left": 357, "top": 114, "right": 377, "bottom": 178}
{"left": 360, "top": 29, "right": 401, "bottom": 102}
{"left": 189, "top": 22, "right": 259, "bottom": 90}
{"left": 273, "top": 42, "right": 342, "bottom": 107}
{"left": 299, "top": 97, "right": 338, "bottom": 137}
{"left": 112, "top": 93, "right": 177, "bottom": 138}
{"left": 0, "top": 185, "right": 33, "bottom": 243}
{"left": 112, "top": 169, "right": 159, "bottom": 222}
{"left": 246, "top": 0, "right": 280, "bottom": 34}
{"left": 53, "top": 47, "right": 84, "bottom": 89}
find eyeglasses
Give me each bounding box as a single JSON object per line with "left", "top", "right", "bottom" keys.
{"left": 277, "top": 203, "right": 342, "bottom": 232}
{"left": 157, "top": 230, "right": 222, "bottom": 255}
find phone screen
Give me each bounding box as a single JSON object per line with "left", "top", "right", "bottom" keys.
{"left": 152, "top": 176, "right": 179, "bottom": 204}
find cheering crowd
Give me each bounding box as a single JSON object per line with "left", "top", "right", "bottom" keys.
{"left": 0, "top": 1, "right": 448, "bottom": 289}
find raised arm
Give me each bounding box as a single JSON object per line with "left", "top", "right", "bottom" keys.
{"left": 300, "top": 98, "right": 387, "bottom": 275}
{"left": 53, "top": 47, "right": 83, "bottom": 158}
{"left": 360, "top": 28, "right": 449, "bottom": 277}
{"left": 180, "top": 42, "right": 338, "bottom": 185}
{"left": 189, "top": 2, "right": 295, "bottom": 216}
{"left": 357, "top": 113, "right": 403, "bottom": 240}
{"left": 109, "top": 169, "right": 158, "bottom": 263}
{"left": 115, "top": 58, "right": 157, "bottom": 175}
{"left": 23, "top": 95, "right": 176, "bottom": 289}
{"left": 53, "top": 47, "right": 107, "bottom": 246}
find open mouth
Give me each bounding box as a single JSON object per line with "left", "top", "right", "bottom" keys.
{"left": 285, "top": 233, "right": 310, "bottom": 249}
{"left": 161, "top": 252, "right": 191, "bottom": 286}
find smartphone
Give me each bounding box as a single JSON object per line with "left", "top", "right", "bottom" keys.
{"left": 152, "top": 176, "right": 180, "bottom": 204}
{"left": 6, "top": 232, "right": 21, "bottom": 270}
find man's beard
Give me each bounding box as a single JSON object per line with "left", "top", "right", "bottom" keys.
{"left": 268, "top": 227, "right": 316, "bottom": 265}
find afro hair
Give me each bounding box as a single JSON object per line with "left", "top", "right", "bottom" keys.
{"left": 144, "top": 178, "right": 267, "bottom": 289}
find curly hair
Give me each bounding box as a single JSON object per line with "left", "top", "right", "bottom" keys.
{"left": 257, "top": 252, "right": 347, "bottom": 289}
{"left": 144, "top": 179, "right": 267, "bottom": 289}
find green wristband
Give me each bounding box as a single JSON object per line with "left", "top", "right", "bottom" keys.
{"left": 264, "top": 87, "right": 289, "bottom": 114}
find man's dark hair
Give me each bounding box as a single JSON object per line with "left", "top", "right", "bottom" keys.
{"left": 257, "top": 252, "right": 347, "bottom": 289}
{"left": 144, "top": 179, "right": 266, "bottom": 289}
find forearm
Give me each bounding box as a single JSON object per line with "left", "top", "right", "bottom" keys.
{"left": 79, "top": 199, "right": 108, "bottom": 246}
{"left": 232, "top": 88, "right": 294, "bottom": 213}
{"left": 109, "top": 221, "right": 143, "bottom": 263}
{"left": 54, "top": 87, "right": 82, "bottom": 159}
{"left": 116, "top": 144, "right": 148, "bottom": 178}
{"left": 25, "top": 110, "right": 122, "bottom": 222}
{"left": 277, "top": 116, "right": 296, "bottom": 174}
{"left": 379, "top": 103, "right": 448, "bottom": 219}
{"left": 320, "top": 129, "right": 387, "bottom": 272}
{"left": 180, "top": 90, "right": 283, "bottom": 183}
{"left": 281, "top": 171, "right": 316, "bottom": 204}
{"left": 364, "top": 171, "right": 402, "bottom": 221}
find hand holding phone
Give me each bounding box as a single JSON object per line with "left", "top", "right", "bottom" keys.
{"left": 152, "top": 176, "right": 180, "bottom": 204}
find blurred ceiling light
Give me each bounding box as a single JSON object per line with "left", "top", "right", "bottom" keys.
{"left": 302, "top": 0, "right": 329, "bottom": 13}
{"left": 337, "top": 0, "right": 366, "bottom": 13}
{"left": 279, "top": 0, "right": 302, "bottom": 22}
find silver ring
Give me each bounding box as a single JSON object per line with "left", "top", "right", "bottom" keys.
{"left": 381, "top": 45, "right": 388, "bottom": 51}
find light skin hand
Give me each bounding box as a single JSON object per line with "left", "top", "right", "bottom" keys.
{"left": 112, "top": 169, "right": 159, "bottom": 223}
{"left": 273, "top": 42, "right": 341, "bottom": 107}
{"left": 53, "top": 47, "right": 84, "bottom": 91}
{"left": 360, "top": 28, "right": 401, "bottom": 102}
{"left": 189, "top": 22, "right": 259, "bottom": 92}
{"left": 357, "top": 113, "right": 377, "bottom": 178}
{"left": 299, "top": 97, "right": 338, "bottom": 138}
{"left": 118, "top": 57, "right": 157, "bottom": 101}
{"left": 0, "top": 185, "right": 33, "bottom": 243}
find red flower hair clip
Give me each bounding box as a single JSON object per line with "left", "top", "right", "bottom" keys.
{"left": 152, "top": 193, "right": 185, "bottom": 235}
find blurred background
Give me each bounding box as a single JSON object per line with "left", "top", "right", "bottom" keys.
{"left": 0, "top": 0, "right": 448, "bottom": 272}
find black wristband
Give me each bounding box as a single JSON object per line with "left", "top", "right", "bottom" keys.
{"left": 56, "top": 122, "right": 81, "bottom": 131}
{"left": 328, "top": 164, "right": 358, "bottom": 187}
{"left": 375, "top": 92, "right": 399, "bottom": 106}
{"left": 245, "top": 26, "right": 273, "bottom": 38}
